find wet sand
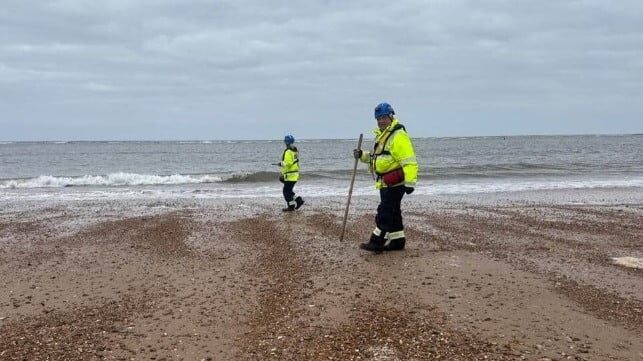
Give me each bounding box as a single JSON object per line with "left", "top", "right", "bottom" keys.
{"left": 1, "top": 189, "right": 642, "bottom": 360}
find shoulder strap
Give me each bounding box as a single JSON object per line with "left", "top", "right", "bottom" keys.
{"left": 373, "top": 123, "right": 406, "bottom": 155}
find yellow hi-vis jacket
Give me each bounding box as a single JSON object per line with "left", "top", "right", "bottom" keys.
{"left": 280, "top": 146, "right": 300, "bottom": 181}
{"left": 359, "top": 118, "right": 418, "bottom": 189}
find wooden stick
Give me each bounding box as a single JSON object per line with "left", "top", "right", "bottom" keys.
{"left": 340, "top": 133, "right": 363, "bottom": 242}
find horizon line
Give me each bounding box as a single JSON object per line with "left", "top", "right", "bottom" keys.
{"left": 1, "top": 131, "right": 641, "bottom": 143}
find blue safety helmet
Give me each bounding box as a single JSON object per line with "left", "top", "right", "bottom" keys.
{"left": 284, "top": 135, "right": 295, "bottom": 145}
{"left": 374, "top": 102, "right": 395, "bottom": 119}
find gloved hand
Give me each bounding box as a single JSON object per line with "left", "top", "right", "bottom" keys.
{"left": 353, "top": 149, "right": 363, "bottom": 159}
{"left": 404, "top": 186, "right": 414, "bottom": 194}
{"left": 272, "top": 162, "right": 281, "bottom": 166}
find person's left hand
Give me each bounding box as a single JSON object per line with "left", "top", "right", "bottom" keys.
{"left": 404, "top": 186, "right": 414, "bottom": 194}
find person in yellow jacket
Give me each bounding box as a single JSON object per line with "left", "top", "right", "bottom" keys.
{"left": 353, "top": 102, "right": 418, "bottom": 252}
{"left": 276, "top": 135, "right": 304, "bottom": 211}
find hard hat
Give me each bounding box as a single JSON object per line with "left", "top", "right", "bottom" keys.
{"left": 374, "top": 102, "right": 395, "bottom": 119}
{"left": 284, "top": 135, "right": 295, "bottom": 145}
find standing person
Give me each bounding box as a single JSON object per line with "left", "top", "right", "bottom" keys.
{"left": 353, "top": 102, "right": 418, "bottom": 252}
{"left": 276, "top": 135, "right": 305, "bottom": 212}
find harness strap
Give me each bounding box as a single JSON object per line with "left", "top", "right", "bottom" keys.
{"left": 370, "top": 123, "right": 406, "bottom": 178}
{"left": 373, "top": 123, "right": 405, "bottom": 155}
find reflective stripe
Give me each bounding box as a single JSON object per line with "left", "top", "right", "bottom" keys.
{"left": 372, "top": 227, "right": 382, "bottom": 237}
{"left": 283, "top": 171, "right": 299, "bottom": 181}
{"left": 375, "top": 154, "right": 394, "bottom": 161}
{"left": 387, "top": 230, "right": 405, "bottom": 240}
{"left": 399, "top": 157, "right": 416, "bottom": 166}
{"left": 405, "top": 182, "right": 416, "bottom": 188}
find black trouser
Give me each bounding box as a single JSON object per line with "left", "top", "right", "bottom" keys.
{"left": 282, "top": 181, "right": 296, "bottom": 204}
{"left": 375, "top": 185, "right": 406, "bottom": 236}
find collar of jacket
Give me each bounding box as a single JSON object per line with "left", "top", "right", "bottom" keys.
{"left": 372, "top": 118, "right": 400, "bottom": 137}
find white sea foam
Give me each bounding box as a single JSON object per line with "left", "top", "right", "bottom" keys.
{"left": 0, "top": 172, "right": 223, "bottom": 189}
{"left": 4, "top": 177, "right": 642, "bottom": 204}
{"left": 417, "top": 178, "right": 643, "bottom": 196}
{"left": 611, "top": 257, "right": 643, "bottom": 269}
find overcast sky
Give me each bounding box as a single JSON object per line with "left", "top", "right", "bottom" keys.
{"left": 1, "top": 0, "right": 642, "bottom": 141}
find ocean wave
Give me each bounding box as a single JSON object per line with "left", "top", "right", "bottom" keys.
{"left": 223, "top": 171, "right": 281, "bottom": 183}
{"left": 2, "top": 178, "right": 642, "bottom": 202}
{"left": 0, "top": 170, "right": 300, "bottom": 189}
{"left": 3, "top": 165, "right": 642, "bottom": 189}
{"left": 0, "top": 173, "right": 224, "bottom": 189}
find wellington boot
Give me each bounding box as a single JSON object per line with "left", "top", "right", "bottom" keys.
{"left": 295, "top": 196, "right": 305, "bottom": 209}
{"left": 359, "top": 241, "right": 385, "bottom": 253}
{"left": 282, "top": 206, "right": 295, "bottom": 212}
{"left": 385, "top": 238, "right": 406, "bottom": 251}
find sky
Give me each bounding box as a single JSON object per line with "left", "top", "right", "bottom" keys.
{"left": 1, "top": 0, "right": 642, "bottom": 141}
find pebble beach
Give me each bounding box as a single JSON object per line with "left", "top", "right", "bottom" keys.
{"left": 1, "top": 188, "right": 642, "bottom": 360}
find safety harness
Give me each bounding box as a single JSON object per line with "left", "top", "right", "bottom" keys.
{"left": 373, "top": 123, "right": 406, "bottom": 156}
{"left": 370, "top": 123, "right": 406, "bottom": 182}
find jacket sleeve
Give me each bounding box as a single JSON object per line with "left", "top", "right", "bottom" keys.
{"left": 390, "top": 131, "right": 418, "bottom": 188}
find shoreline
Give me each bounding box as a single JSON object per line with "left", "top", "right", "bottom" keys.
{"left": 1, "top": 187, "right": 642, "bottom": 360}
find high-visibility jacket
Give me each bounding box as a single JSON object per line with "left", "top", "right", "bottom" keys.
{"left": 280, "top": 146, "right": 300, "bottom": 181}
{"left": 359, "top": 118, "right": 418, "bottom": 189}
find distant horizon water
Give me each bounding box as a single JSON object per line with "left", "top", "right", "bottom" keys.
{"left": 1, "top": 132, "right": 641, "bottom": 143}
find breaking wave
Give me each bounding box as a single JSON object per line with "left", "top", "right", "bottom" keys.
{"left": 0, "top": 173, "right": 224, "bottom": 189}
{"left": 0, "top": 171, "right": 293, "bottom": 189}
{"left": 223, "top": 171, "right": 280, "bottom": 183}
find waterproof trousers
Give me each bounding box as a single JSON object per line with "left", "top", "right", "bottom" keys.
{"left": 282, "top": 181, "right": 297, "bottom": 209}
{"left": 375, "top": 185, "right": 406, "bottom": 238}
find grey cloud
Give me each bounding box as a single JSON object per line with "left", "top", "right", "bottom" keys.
{"left": 1, "top": 0, "right": 642, "bottom": 140}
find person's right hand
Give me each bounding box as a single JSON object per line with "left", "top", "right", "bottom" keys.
{"left": 353, "top": 149, "right": 362, "bottom": 159}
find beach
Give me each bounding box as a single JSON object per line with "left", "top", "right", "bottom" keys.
{"left": 1, "top": 188, "right": 641, "bottom": 360}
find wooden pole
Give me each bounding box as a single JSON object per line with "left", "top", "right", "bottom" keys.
{"left": 340, "top": 133, "right": 363, "bottom": 242}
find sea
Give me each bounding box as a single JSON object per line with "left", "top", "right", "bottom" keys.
{"left": 1, "top": 135, "right": 642, "bottom": 202}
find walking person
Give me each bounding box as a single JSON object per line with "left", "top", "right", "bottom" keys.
{"left": 353, "top": 102, "right": 418, "bottom": 251}
{"left": 276, "top": 135, "right": 305, "bottom": 212}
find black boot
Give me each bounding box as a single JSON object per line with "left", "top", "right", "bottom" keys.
{"left": 359, "top": 235, "right": 385, "bottom": 253}
{"left": 385, "top": 238, "right": 406, "bottom": 251}
{"left": 282, "top": 205, "right": 295, "bottom": 212}
{"left": 295, "top": 196, "right": 305, "bottom": 209}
